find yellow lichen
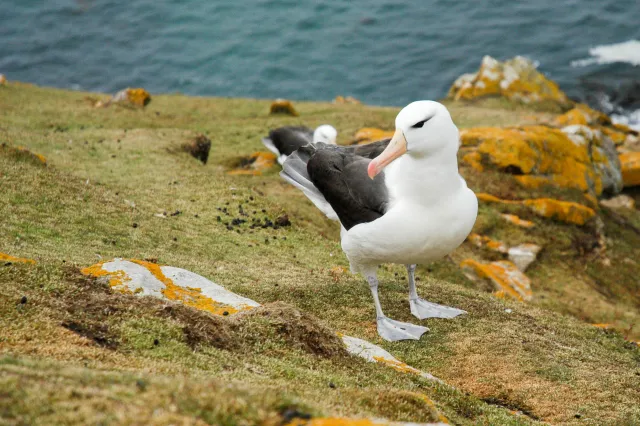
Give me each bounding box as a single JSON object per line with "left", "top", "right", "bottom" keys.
{"left": 448, "top": 56, "right": 572, "bottom": 108}
{"left": 619, "top": 152, "right": 640, "bottom": 187}
{"left": 353, "top": 128, "right": 394, "bottom": 144}
{"left": 461, "top": 151, "right": 484, "bottom": 172}
{"left": 125, "top": 88, "right": 151, "bottom": 107}
{"left": 460, "top": 259, "right": 532, "bottom": 301}
{"left": 461, "top": 125, "right": 621, "bottom": 196}
{"left": 0, "top": 74, "right": 6, "bottom": 86}
{"left": 553, "top": 104, "right": 636, "bottom": 147}
{"left": 467, "top": 233, "right": 508, "bottom": 253}
{"left": 334, "top": 96, "right": 361, "bottom": 105}
{"left": 82, "top": 260, "right": 252, "bottom": 316}
{"left": 501, "top": 214, "right": 535, "bottom": 228}
{"left": 80, "top": 262, "right": 132, "bottom": 293}
{"left": 0, "top": 253, "right": 36, "bottom": 264}
{"left": 1, "top": 144, "right": 47, "bottom": 166}
{"left": 269, "top": 99, "right": 299, "bottom": 116}
{"left": 521, "top": 198, "right": 596, "bottom": 226}
{"left": 228, "top": 152, "right": 277, "bottom": 175}
{"left": 477, "top": 193, "right": 596, "bottom": 226}
{"left": 372, "top": 356, "right": 421, "bottom": 375}
{"left": 591, "top": 323, "right": 612, "bottom": 329}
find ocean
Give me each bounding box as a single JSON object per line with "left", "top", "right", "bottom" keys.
{"left": 1, "top": 0, "right": 639, "bottom": 127}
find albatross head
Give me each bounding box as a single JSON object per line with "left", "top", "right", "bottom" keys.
{"left": 313, "top": 124, "right": 338, "bottom": 145}
{"left": 367, "top": 101, "right": 458, "bottom": 179}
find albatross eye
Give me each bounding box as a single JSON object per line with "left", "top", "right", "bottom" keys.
{"left": 411, "top": 119, "right": 429, "bottom": 129}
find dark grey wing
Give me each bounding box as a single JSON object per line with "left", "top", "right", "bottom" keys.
{"left": 306, "top": 145, "right": 388, "bottom": 230}
{"left": 267, "top": 126, "right": 314, "bottom": 156}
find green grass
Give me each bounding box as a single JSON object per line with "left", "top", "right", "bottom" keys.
{"left": 1, "top": 82, "right": 639, "bottom": 425}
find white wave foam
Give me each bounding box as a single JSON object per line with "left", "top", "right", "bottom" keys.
{"left": 612, "top": 109, "right": 640, "bottom": 131}
{"left": 571, "top": 40, "right": 640, "bottom": 67}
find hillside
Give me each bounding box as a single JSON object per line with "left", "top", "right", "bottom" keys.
{"left": 1, "top": 79, "right": 639, "bottom": 425}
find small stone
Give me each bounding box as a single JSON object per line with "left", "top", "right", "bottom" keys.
{"left": 153, "top": 339, "right": 159, "bottom": 346}
{"left": 329, "top": 382, "right": 336, "bottom": 389}
{"left": 275, "top": 214, "right": 291, "bottom": 227}
{"left": 0, "top": 74, "right": 6, "bottom": 85}
{"left": 508, "top": 244, "right": 542, "bottom": 272}
{"left": 600, "top": 194, "right": 636, "bottom": 210}
{"left": 20, "top": 296, "right": 27, "bottom": 304}
{"left": 269, "top": 99, "right": 298, "bottom": 116}
{"left": 181, "top": 134, "right": 211, "bottom": 164}
{"left": 505, "top": 308, "right": 512, "bottom": 313}
{"left": 132, "top": 223, "right": 138, "bottom": 228}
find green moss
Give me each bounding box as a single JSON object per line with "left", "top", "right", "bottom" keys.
{"left": 0, "top": 82, "right": 639, "bottom": 425}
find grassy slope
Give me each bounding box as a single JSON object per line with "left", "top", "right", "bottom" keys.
{"left": 1, "top": 83, "right": 639, "bottom": 425}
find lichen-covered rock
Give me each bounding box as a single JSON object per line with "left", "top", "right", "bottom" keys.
{"left": 468, "top": 234, "right": 541, "bottom": 271}
{"left": 269, "top": 99, "right": 299, "bottom": 116}
{"left": 1, "top": 143, "right": 47, "bottom": 166}
{"left": 353, "top": 127, "right": 394, "bottom": 144}
{"left": 334, "top": 95, "right": 361, "bottom": 105}
{"left": 477, "top": 193, "right": 596, "bottom": 225}
{"left": 501, "top": 213, "right": 535, "bottom": 228}
{"left": 110, "top": 88, "right": 151, "bottom": 107}
{"left": 448, "top": 56, "right": 572, "bottom": 109}
{"left": 467, "top": 233, "right": 508, "bottom": 253}
{"left": 0, "top": 252, "right": 35, "bottom": 264}
{"left": 600, "top": 194, "right": 636, "bottom": 210}
{"left": 461, "top": 125, "right": 622, "bottom": 196}
{"left": 228, "top": 152, "right": 277, "bottom": 175}
{"left": 0, "top": 74, "right": 6, "bottom": 86}
{"left": 460, "top": 259, "right": 532, "bottom": 301}
{"left": 82, "top": 259, "right": 260, "bottom": 315}
{"left": 553, "top": 103, "right": 639, "bottom": 148}
{"left": 340, "top": 334, "right": 441, "bottom": 383}
{"left": 461, "top": 150, "right": 484, "bottom": 172}
{"left": 619, "top": 152, "right": 640, "bottom": 187}
{"left": 508, "top": 244, "right": 542, "bottom": 272}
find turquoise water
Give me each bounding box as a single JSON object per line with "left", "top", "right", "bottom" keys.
{"left": 1, "top": 0, "right": 639, "bottom": 112}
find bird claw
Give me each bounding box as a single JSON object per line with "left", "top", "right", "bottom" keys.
{"left": 410, "top": 298, "right": 467, "bottom": 320}
{"left": 377, "top": 316, "right": 429, "bottom": 342}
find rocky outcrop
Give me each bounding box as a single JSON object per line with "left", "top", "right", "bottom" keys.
{"left": 553, "top": 103, "right": 639, "bottom": 149}
{"left": 0, "top": 74, "right": 6, "bottom": 86}
{"left": 270, "top": 99, "right": 299, "bottom": 116}
{"left": 477, "top": 193, "right": 596, "bottom": 225}
{"left": 460, "top": 259, "right": 533, "bottom": 301}
{"left": 600, "top": 194, "right": 636, "bottom": 210}
{"left": 468, "top": 234, "right": 541, "bottom": 271}
{"left": 448, "top": 56, "right": 572, "bottom": 109}
{"left": 353, "top": 127, "right": 394, "bottom": 144}
{"left": 619, "top": 152, "right": 640, "bottom": 187}
{"left": 228, "top": 152, "right": 277, "bottom": 175}
{"left": 461, "top": 125, "right": 622, "bottom": 196}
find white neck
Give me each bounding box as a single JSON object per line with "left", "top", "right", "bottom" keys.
{"left": 385, "top": 145, "right": 463, "bottom": 206}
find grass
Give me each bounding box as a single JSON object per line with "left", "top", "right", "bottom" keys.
{"left": 1, "top": 82, "right": 639, "bottom": 425}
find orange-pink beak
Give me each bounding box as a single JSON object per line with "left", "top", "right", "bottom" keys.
{"left": 367, "top": 128, "right": 408, "bottom": 179}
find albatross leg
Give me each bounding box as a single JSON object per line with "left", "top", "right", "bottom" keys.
{"left": 407, "top": 264, "right": 467, "bottom": 320}
{"left": 366, "top": 273, "right": 428, "bottom": 341}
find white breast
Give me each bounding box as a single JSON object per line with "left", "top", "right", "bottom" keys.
{"left": 342, "top": 184, "right": 477, "bottom": 273}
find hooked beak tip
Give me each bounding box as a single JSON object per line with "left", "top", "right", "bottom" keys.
{"left": 367, "top": 161, "right": 378, "bottom": 179}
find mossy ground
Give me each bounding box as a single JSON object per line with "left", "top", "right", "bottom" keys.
{"left": 1, "top": 83, "right": 639, "bottom": 425}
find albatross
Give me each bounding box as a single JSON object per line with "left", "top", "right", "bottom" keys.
{"left": 281, "top": 101, "right": 477, "bottom": 341}
{"left": 262, "top": 124, "right": 338, "bottom": 165}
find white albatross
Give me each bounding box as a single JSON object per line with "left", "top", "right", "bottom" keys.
{"left": 262, "top": 124, "right": 338, "bottom": 165}
{"left": 280, "top": 101, "right": 477, "bottom": 341}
